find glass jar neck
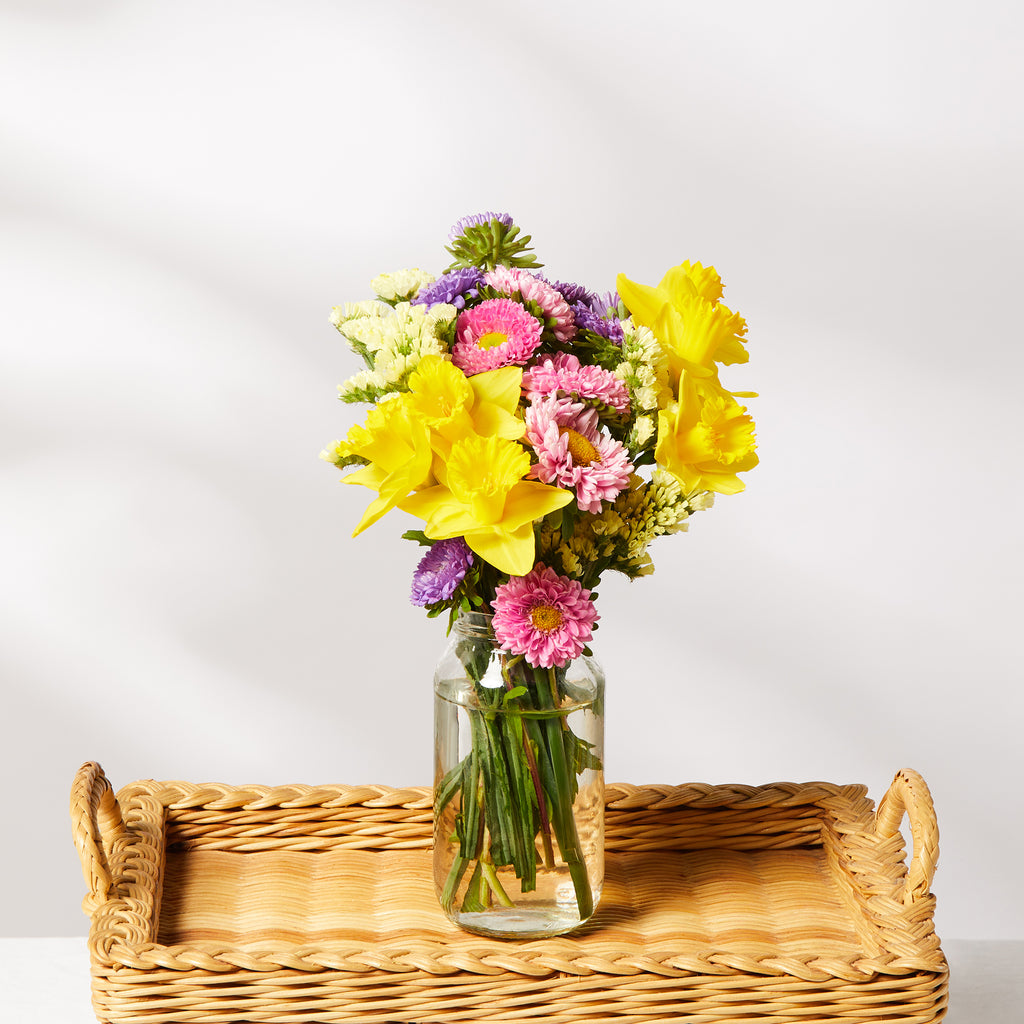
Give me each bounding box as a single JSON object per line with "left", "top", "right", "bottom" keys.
{"left": 453, "top": 610, "right": 496, "bottom": 641}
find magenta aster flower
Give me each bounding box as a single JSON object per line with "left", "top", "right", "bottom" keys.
{"left": 451, "top": 297, "right": 543, "bottom": 374}
{"left": 525, "top": 398, "right": 634, "bottom": 513}
{"left": 410, "top": 538, "right": 474, "bottom": 606}
{"left": 522, "top": 352, "right": 631, "bottom": 416}
{"left": 484, "top": 267, "right": 576, "bottom": 343}
{"left": 492, "top": 565, "right": 598, "bottom": 668}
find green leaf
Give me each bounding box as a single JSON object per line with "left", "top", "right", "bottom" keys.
{"left": 455, "top": 635, "right": 493, "bottom": 684}
{"left": 434, "top": 759, "right": 465, "bottom": 817}
{"left": 461, "top": 862, "right": 488, "bottom": 913}
{"left": 502, "top": 685, "right": 528, "bottom": 706}
{"left": 444, "top": 218, "right": 542, "bottom": 273}
{"left": 401, "top": 530, "right": 433, "bottom": 547}
{"left": 321, "top": 450, "right": 368, "bottom": 470}
{"left": 564, "top": 730, "right": 604, "bottom": 776}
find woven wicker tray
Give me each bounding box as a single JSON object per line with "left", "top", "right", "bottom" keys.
{"left": 71, "top": 762, "right": 947, "bottom": 1023}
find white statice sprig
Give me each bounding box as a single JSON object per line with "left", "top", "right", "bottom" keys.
{"left": 614, "top": 322, "right": 671, "bottom": 413}
{"left": 330, "top": 300, "right": 389, "bottom": 367}
{"left": 625, "top": 415, "right": 656, "bottom": 452}
{"left": 614, "top": 322, "right": 672, "bottom": 460}
{"left": 370, "top": 268, "right": 435, "bottom": 304}
{"left": 332, "top": 301, "right": 457, "bottom": 404}
{"left": 319, "top": 439, "right": 369, "bottom": 471}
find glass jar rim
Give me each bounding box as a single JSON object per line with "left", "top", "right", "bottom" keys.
{"left": 452, "top": 610, "right": 495, "bottom": 640}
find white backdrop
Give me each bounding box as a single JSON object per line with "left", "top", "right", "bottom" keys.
{"left": 2, "top": 1, "right": 1021, "bottom": 941}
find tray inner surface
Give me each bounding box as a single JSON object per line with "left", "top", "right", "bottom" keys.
{"left": 157, "top": 847, "right": 865, "bottom": 957}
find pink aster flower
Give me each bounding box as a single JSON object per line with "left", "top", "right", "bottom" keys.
{"left": 492, "top": 564, "right": 598, "bottom": 668}
{"left": 484, "top": 267, "right": 576, "bottom": 343}
{"left": 450, "top": 299, "right": 544, "bottom": 374}
{"left": 451, "top": 298, "right": 544, "bottom": 375}
{"left": 522, "top": 352, "right": 631, "bottom": 416}
{"left": 525, "top": 398, "right": 634, "bottom": 513}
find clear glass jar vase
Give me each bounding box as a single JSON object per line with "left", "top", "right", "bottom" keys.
{"left": 433, "top": 611, "right": 604, "bottom": 938}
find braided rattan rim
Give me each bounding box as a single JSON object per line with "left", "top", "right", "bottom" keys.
{"left": 71, "top": 762, "right": 944, "bottom": 981}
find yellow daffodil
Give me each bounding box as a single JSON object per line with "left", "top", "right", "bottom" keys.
{"left": 616, "top": 262, "right": 748, "bottom": 389}
{"left": 405, "top": 355, "right": 524, "bottom": 466}
{"left": 655, "top": 373, "right": 758, "bottom": 495}
{"left": 338, "top": 395, "right": 434, "bottom": 535}
{"left": 399, "top": 434, "right": 572, "bottom": 575}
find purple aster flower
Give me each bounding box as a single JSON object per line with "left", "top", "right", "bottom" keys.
{"left": 589, "top": 290, "right": 621, "bottom": 316}
{"left": 410, "top": 538, "right": 474, "bottom": 606}
{"left": 410, "top": 267, "right": 485, "bottom": 310}
{"left": 449, "top": 212, "right": 514, "bottom": 242}
{"left": 571, "top": 301, "right": 625, "bottom": 344}
{"left": 548, "top": 279, "right": 597, "bottom": 307}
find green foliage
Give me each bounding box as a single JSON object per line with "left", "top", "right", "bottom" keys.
{"left": 338, "top": 381, "right": 390, "bottom": 404}
{"left": 323, "top": 450, "right": 368, "bottom": 470}
{"left": 445, "top": 218, "right": 541, "bottom": 273}
{"left": 553, "top": 329, "right": 623, "bottom": 371}
{"left": 401, "top": 530, "right": 433, "bottom": 547}
{"left": 565, "top": 731, "right": 603, "bottom": 777}
{"left": 333, "top": 329, "right": 374, "bottom": 369}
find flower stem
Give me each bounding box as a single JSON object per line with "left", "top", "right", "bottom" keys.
{"left": 480, "top": 855, "right": 514, "bottom": 907}
{"left": 534, "top": 666, "right": 593, "bottom": 920}
{"left": 502, "top": 659, "right": 555, "bottom": 870}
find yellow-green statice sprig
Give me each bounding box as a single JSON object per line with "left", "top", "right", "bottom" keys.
{"left": 611, "top": 470, "right": 712, "bottom": 574}
{"left": 540, "top": 471, "right": 712, "bottom": 585}
{"left": 536, "top": 516, "right": 605, "bottom": 584}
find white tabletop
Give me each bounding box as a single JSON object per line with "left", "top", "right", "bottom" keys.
{"left": 2, "top": 938, "right": 1020, "bottom": 1022}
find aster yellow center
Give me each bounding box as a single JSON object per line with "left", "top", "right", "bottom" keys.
{"left": 559, "top": 427, "right": 601, "bottom": 466}
{"left": 530, "top": 604, "right": 563, "bottom": 633}
{"left": 477, "top": 331, "right": 508, "bottom": 350}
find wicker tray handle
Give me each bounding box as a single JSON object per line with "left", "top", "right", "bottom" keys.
{"left": 70, "top": 761, "right": 126, "bottom": 915}
{"left": 875, "top": 768, "right": 939, "bottom": 906}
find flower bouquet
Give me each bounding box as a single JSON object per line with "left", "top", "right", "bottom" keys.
{"left": 323, "top": 213, "right": 757, "bottom": 935}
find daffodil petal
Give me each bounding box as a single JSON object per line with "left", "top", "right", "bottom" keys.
{"left": 702, "top": 472, "right": 749, "bottom": 495}
{"left": 616, "top": 273, "right": 666, "bottom": 328}
{"left": 344, "top": 464, "right": 388, "bottom": 490}
{"left": 469, "top": 365, "right": 523, "bottom": 413}
{"left": 399, "top": 485, "right": 455, "bottom": 525}
{"left": 659, "top": 261, "right": 724, "bottom": 306}
{"left": 463, "top": 523, "right": 536, "bottom": 577}
{"left": 351, "top": 493, "right": 392, "bottom": 536}
{"left": 470, "top": 403, "right": 525, "bottom": 440}
{"left": 657, "top": 264, "right": 699, "bottom": 307}
{"left": 500, "top": 480, "right": 573, "bottom": 532}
